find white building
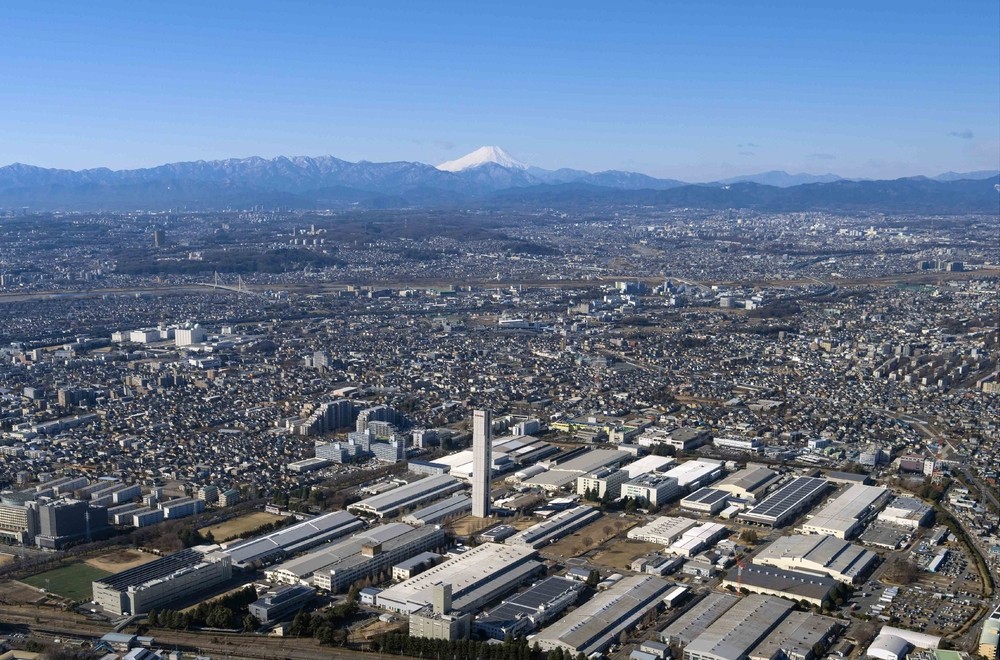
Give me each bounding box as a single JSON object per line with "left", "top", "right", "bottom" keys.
{"left": 472, "top": 410, "right": 492, "bottom": 518}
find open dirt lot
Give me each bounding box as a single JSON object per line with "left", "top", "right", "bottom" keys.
{"left": 540, "top": 517, "right": 636, "bottom": 560}
{"left": 84, "top": 548, "right": 159, "bottom": 573}
{"left": 0, "top": 553, "right": 15, "bottom": 566}
{"left": 592, "top": 539, "right": 665, "bottom": 571}
{"left": 199, "top": 511, "right": 287, "bottom": 542}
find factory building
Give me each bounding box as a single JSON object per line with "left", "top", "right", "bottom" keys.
{"left": 221, "top": 510, "right": 363, "bottom": 568}
{"left": 474, "top": 576, "right": 583, "bottom": 640}
{"left": 739, "top": 477, "right": 831, "bottom": 528}
{"left": 683, "top": 595, "right": 795, "bottom": 660}
{"left": 714, "top": 466, "right": 780, "bottom": 501}
{"left": 348, "top": 475, "right": 463, "bottom": 519}
{"left": 628, "top": 516, "right": 700, "bottom": 545}
{"left": 93, "top": 548, "right": 232, "bottom": 615}
{"left": 377, "top": 543, "right": 542, "bottom": 614}
{"left": 720, "top": 564, "right": 839, "bottom": 607}
{"left": 876, "top": 497, "right": 934, "bottom": 529}
{"left": 265, "top": 523, "right": 445, "bottom": 592}
{"left": 534, "top": 574, "right": 673, "bottom": 657}
{"left": 681, "top": 488, "right": 732, "bottom": 515}
{"left": 753, "top": 534, "right": 879, "bottom": 584}
{"left": 505, "top": 505, "right": 602, "bottom": 549}
{"left": 660, "top": 592, "right": 741, "bottom": 646}
{"left": 800, "top": 484, "right": 890, "bottom": 539}
{"left": 401, "top": 494, "right": 471, "bottom": 526}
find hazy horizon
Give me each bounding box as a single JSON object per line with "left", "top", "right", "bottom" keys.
{"left": 3, "top": 1, "right": 998, "bottom": 181}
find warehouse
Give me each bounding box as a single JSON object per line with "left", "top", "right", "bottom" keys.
{"left": 376, "top": 543, "right": 542, "bottom": 614}
{"left": 683, "top": 595, "right": 794, "bottom": 660}
{"left": 93, "top": 548, "right": 232, "bottom": 615}
{"left": 628, "top": 516, "right": 700, "bottom": 545}
{"left": 401, "top": 494, "right": 471, "bottom": 526}
{"left": 660, "top": 592, "right": 740, "bottom": 646}
{"left": 681, "top": 488, "right": 732, "bottom": 515}
{"left": 661, "top": 460, "right": 725, "bottom": 491}
{"left": 534, "top": 574, "right": 673, "bottom": 657}
{"left": 221, "top": 510, "right": 364, "bottom": 568}
{"left": 800, "top": 484, "right": 890, "bottom": 539}
{"left": 625, "top": 455, "right": 677, "bottom": 478}
{"left": 714, "top": 466, "right": 780, "bottom": 501}
{"left": 474, "top": 576, "right": 583, "bottom": 640}
{"left": 748, "top": 611, "right": 841, "bottom": 660}
{"left": 720, "top": 564, "right": 838, "bottom": 607}
{"left": 506, "top": 505, "right": 602, "bottom": 549}
{"left": 876, "top": 497, "right": 933, "bottom": 529}
{"left": 348, "top": 475, "right": 464, "bottom": 518}
{"left": 264, "top": 523, "right": 445, "bottom": 591}
{"left": 739, "top": 477, "right": 831, "bottom": 528}
{"left": 522, "top": 449, "right": 631, "bottom": 491}
{"left": 753, "top": 534, "right": 879, "bottom": 584}
{"left": 667, "top": 522, "right": 728, "bottom": 557}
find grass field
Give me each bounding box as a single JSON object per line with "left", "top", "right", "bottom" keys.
{"left": 198, "top": 511, "right": 287, "bottom": 542}
{"left": 22, "top": 563, "right": 111, "bottom": 601}
{"left": 85, "top": 548, "right": 158, "bottom": 573}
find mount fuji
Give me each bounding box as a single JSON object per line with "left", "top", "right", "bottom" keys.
{"left": 437, "top": 146, "right": 527, "bottom": 172}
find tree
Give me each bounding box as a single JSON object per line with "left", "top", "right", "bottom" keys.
{"left": 243, "top": 614, "right": 258, "bottom": 631}
{"left": 739, "top": 529, "right": 759, "bottom": 545}
{"left": 147, "top": 608, "right": 159, "bottom": 627}
{"left": 586, "top": 569, "right": 601, "bottom": 588}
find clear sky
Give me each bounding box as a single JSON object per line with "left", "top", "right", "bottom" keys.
{"left": 2, "top": 0, "right": 998, "bottom": 181}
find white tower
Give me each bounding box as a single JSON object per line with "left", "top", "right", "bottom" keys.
{"left": 471, "top": 409, "right": 493, "bottom": 518}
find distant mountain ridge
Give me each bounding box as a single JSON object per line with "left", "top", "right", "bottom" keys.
{"left": 0, "top": 149, "right": 996, "bottom": 213}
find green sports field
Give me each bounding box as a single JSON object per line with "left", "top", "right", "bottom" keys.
{"left": 22, "top": 563, "right": 111, "bottom": 602}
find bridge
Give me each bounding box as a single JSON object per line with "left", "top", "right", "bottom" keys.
{"left": 199, "top": 272, "right": 265, "bottom": 297}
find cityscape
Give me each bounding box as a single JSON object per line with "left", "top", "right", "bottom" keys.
{"left": 1, "top": 2, "right": 998, "bottom": 660}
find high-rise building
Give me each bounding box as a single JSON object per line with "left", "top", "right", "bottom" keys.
{"left": 153, "top": 228, "right": 166, "bottom": 247}
{"left": 472, "top": 410, "right": 492, "bottom": 518}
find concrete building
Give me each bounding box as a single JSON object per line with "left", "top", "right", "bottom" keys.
{"left": 248, "top": 584, "right": 316, "bottom": 624}
{"left": 0, "top": 492, "right": 39, "bottom": 544}
{"left": 93, "top": 548, "right": 232, "bottom": 615}
{"left": 35, "top": 498, "right": 110, "bottom": 549}
{"left": 392, "top": 551, "right": 442, "bottom": 580}
{"left": 408, "top": 583, "right": 472, "bottom": 641}
{"left": 628, "top": 516, "right": 700, "bottom": 545}
{"left": 978, "top": 604, "right": 1000, "bottom": 660}
{"left": 158, "top": 497, "right": 205, "bottom": 520}
{"left": 681, "top": 488, "right": 732, "bottom": 515}
{"left": 800, "top": 484, "right": 890, "bottom": 539}
{"left": 753, "top": 534, "right": 879, "bottom": 584}
{"left": 377, "top": 543, "right": 542, "bottom": 614}
{"left": 662, "top": 460, "right": 725, "bottom": 491}
{"left": 667, "top": 522, "right": 728, "bottom": 557}
{"left": 623, "top": 474, "right": 683, "bottom": 506}
{"left": 876, "top": 497, "right": 934, "bottom": 529}
{"left": 174, "top": 327, "right": 206, "bottom": 347}
{"left": 534, "top": 574, "right": 672, "bottom": 657}
{"left": 471, "top": 409, "right": 493, "bottom": 518}
{"left": 683, "top": 595, "right": 794, "bottom": 660}
{"left": 577, "top": 467, "right": 629, "bottom": 500}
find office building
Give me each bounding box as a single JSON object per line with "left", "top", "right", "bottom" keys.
{"left": 35, "top": 498, "right": 110, "bottom": 549}
{"left": 249, "top": 584, "right": 316, "bottom": 624}
{"left": 576, "top": 467, "right": 629, "bottom": 500}
{"left": 174, "top": 327, "right": 206, "bottom": 347}
{"left": 93, "top": 549, "right": 232, "bottom": 615}
{"left": 472, "top": 409, "right": 492, "bottom": 518}
{"left": 622, "top": 474, "right": 683, "bottom": 506}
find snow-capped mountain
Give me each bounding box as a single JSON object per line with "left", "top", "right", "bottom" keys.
{"left": 437, "top": 146, "right": 528, "bottom": 172}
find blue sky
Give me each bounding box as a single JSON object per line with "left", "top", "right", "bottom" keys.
{"left": 2, "top": 1, "right": 997, "bottom": 180}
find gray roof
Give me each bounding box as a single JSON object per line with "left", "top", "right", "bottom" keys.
{"left": 660, "top": 592, "right": 740, "bottom": 645}
{"left": 684, "top": 594, "right": 794, "bottom": 660}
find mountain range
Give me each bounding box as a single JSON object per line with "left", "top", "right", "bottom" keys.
{"left": 0, "top": 146, "right": 996, "bottom": 213}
